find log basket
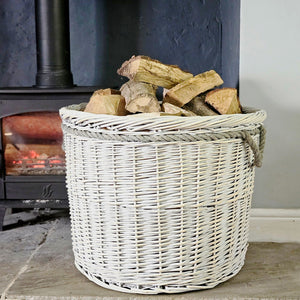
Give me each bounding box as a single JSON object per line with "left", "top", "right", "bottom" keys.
{"left": 60, "top": 103, "right": 266, "bottom": 294}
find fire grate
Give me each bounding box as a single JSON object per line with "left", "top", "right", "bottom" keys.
{"left": 9, "top": 154, "right": 65, "bottom": 176}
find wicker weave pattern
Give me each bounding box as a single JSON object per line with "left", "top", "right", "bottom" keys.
{"left": 60, "top": 104, "right": 266, "bottom": 294}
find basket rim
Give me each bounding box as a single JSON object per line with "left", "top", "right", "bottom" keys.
{"left": 60, "top": 103, "right": 266, "bottom": 132}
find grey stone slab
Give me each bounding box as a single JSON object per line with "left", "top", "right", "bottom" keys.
{"left": 5, "top": 218, "right": 129, "bottom": 299}
{"left": 187, "top": 242, "right": 300, "bottom": 298}
{"left": 0, "top": 220, "right": 53, "bottom": 295}
{"left": 5, "top": 217, "right": 300, "bottom": 299}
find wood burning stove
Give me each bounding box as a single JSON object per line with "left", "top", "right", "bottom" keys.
{"left": 0, "top": 0, "right": 98, "bottom": 229}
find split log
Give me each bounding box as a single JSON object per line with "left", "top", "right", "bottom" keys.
{"left": 162, "top": 102, "right": 196, "bottom": 116}
{"left": 117, "top": 55, "right": 193, "bottom": 89}
{"left": 183, "top": 95, "right": 219, "bottom": 116}
{"left": 163, "top": 70, "right": 224, "bottom": 107}
{"left": 91, "top": 88, "right": 121, "bottom": 96}
{"left": 84, "top": 93, "right": 127, "bottom": 116}
{"left": 131, "top": 112, "right": 179, "bottom": 117}
{"left": 120, "top": 80, "right": 160, "bottom": 113}
{"left": 163, "top": 88, "right": 169, "bottom": 97}
{"left": 205, "top": 88, "right": 241, "bottom": 114}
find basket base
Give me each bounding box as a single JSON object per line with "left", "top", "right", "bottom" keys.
{"left": 74, "top": 258, "right": 246, "bottom": 295}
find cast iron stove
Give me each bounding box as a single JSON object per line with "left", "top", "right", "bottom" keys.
{"left": 0, "top": 0, "right": 98, "bottom": 229}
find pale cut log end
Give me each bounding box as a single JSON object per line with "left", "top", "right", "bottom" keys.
{"left": 120, "top": 80, "right": 159, "bottom": 113}
{"left": 117, "top": 55, "right": 141, "bottom": 80}
{"left": 126, "top": 95, "right": 161, "bottom": 114}
{"left": 84, "top": 94, "right": 127, "bottom": 116}
{"left": 205, "top": 88, "right": 242, "bottom": 114}
{"left": 162, "top": 102, "right": 196, "bottom": 116}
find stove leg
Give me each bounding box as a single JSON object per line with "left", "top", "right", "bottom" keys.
{"left": 0, "top": 208, "right": 6, "bottom": 231}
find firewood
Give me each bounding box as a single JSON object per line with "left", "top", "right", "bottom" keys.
{"left": 205, "top": 88, "right": 241, "bottom": 114}
{"left": 162, "top": 102, "right": 196, "bottom": 116}
{"left": 163, "top": 70, "right": 224, "bottom": 107}
{"left": 91, "top": 88, "right": 121, "bottom": 96}
{"left": 117, "top": 55, "right": 193, "bottom": 89}
{"left": 84, "top": 94, "right": 127, "bottom": 116}
{"left": 120, "top": 80, "right": 160, "bottom": 113}
{"left": 163, "top": 88, "right": 169, "bottom": 97}
{"left": 131, "top": 112, "right": 179, "bottom": 117}
{"left": 183, "top": 95, "right": 219, "bottom": 116}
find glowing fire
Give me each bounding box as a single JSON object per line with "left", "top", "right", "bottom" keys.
{"left": 12, "top": 150, "right": 64, "bottom": 170}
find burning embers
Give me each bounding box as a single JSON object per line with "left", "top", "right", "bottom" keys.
{"left": 3, "top": 112, "right": 65, "bottom": 175}
{"left": 9, "top": 146, "right": 65, "bottom": 175}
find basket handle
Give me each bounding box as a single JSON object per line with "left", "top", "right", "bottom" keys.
{"left": 242, "top": 125, "right": 266, "bottom": 168}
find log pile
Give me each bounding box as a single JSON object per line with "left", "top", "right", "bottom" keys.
{"left": 84, "top": 55, "right": 242, "bottom": 116}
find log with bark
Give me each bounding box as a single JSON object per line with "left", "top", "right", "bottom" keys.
{"left": 120, "top": 80, "right": 160, "bottom": 113}
{"left": 163, "top": 70, "right": 224, "bottom": 107}
{"left": 131, "top": 112, "right": 181, "bottom": 117}
{"left": 183, "top": 95, "right": 219, "bottom": 116}
{"left": 205, "top": 88, "right": 241, "bottom": 114}
{"left": 117, "top": 55, "right": 193, "bottom": 89}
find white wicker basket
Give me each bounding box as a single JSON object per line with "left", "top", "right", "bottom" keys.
{"left": 60, "top": 104, "right": 266, "bottom": 294}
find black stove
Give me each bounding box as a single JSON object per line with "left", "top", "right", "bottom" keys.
{"left": 0, "top": 0, "right": 99, "bottom": 229}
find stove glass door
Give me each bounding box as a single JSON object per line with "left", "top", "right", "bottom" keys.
{"left": 2, "top": 112, "right": 65, "bottom": 175}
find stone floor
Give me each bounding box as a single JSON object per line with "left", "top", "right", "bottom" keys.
{"left": 1, "top": 217, "right": 300, "bottom": 299}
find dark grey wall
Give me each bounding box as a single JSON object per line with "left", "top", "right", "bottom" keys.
{"left": 0, "top": 0, "right": 240, "bottom": 88}
{"left": 220, "top": 0, "right": 240, "bottom": 89}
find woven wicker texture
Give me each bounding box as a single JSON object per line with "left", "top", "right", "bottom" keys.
{"left": 60, "top": 104, "right": 266, "bottom": 294}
